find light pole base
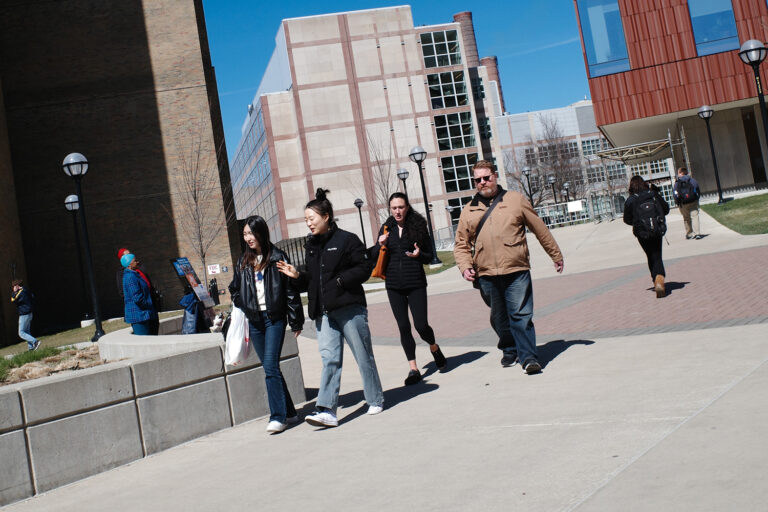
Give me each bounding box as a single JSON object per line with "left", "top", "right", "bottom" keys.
{"left": 428, "top": 262, "right": 443, "bottom": 269}
{"left": 91, "top": 329, "right": 106, "bottom": 342}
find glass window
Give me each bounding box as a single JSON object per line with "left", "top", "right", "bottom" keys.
{"left": 447, "top": 195, "right": 474, "bottom": 225}
{"left": 688, "top": 0, "right": 739, "bottom": 56}
{"left": 442, "top": 153, "right": 478, "bottom": 193}
{"left": 587, "top": 166, "right": 606, "bottom": 183}
{"left": 581, "top": 137, "right": 609, "bottom": 156}
{"left": 420, "top": 30, "right": 461, "bottom": 69}
{"left": 427, "top": 71, "right": 469, "bottom": 109}
{"left": 577, "top": 0, "right": 630, "bottom": 77}
{"left": 434, "top": 112, "right": 475, "bottom": 151}
{"left": 605, "top": 162, "right": 627, "bottom": 181}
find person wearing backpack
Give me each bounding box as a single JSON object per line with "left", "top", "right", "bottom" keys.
{"left": 623, "top": 176, "right": 670, "bottom": 298}
{"left": 673, "top": 167, "right": 701, "bottom": 240}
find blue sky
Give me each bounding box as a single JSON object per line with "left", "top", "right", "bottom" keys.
{"left": 201, "top": 0, "right": 590, "bottom": 161}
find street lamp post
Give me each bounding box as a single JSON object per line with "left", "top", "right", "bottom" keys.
{"left": 62, "top": 153, "right": 105, "bottom": 341}
{"left": 522, "top": 166, "right": 533, "bottom": 204}
{"left": 739, "top": 40, "right": 768, "bottom": 163}
{"left": 353, "top": 198, "right": 366, "bottom": 246}
{"left": 563, "top": 182, "right": 570, "bottom": 202}
{"left": 548, "top": 175, "right": 558, "bottom": 203}
{"left": 396, "top": 168, "right": 409, "bottom": 195}
{"left": 64, "top": 194, "right": 90, "bottom": 322}
{"left": 697, "top": 106, "right": 726, "bottom": 204}
{"left": 408, "top": 146, "right": 441, "bottom": 265}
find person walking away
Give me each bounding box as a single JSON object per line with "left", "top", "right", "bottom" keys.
{"left": 277, "top": 188, "right": 384, "bottom": 428}
{"left": 372, "top": 192, "right": 447, "bottom": 386}
{"left": 454, "top": 161, "right": 564, "bottom": 375}
{"left": 673, "top": 167, "right": 701, "bottom": 240}
{"left": 623, "top": 176, "right": 670, "bottom": 298}
{"left": 229, "top": 215, "right": 305, "bottom": 434}
{"left": 11, "top": 279, "right": 39, "bottom": 351}
{"left": 121, "top": 252, "right": 159, "bottom": 335}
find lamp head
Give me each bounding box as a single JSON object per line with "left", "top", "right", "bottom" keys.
{"left": 522, "top": 166, "right": 530, "bottom": 177}
{"left": 396, "top": 168, "right": 409, "bottom": 180}
{"left": 354, "top": 198, "right": 364, "bottom": 209}
{"left": 548, "top": 175, "right": 556, "bottom": 184}
{"left": 62, "top": 153, "right": 89, "bottom": 177}
{"left": 408, "top": 146, "right": 427, "bottom": 164}
{"left": 698, "top": 105, "right": 714, "bottom": 120}
{"left": 739, "top": 39, "right": 767, "bottom": 66}
{"left": 64, "top": 194, "right": 80, "bottom": 211}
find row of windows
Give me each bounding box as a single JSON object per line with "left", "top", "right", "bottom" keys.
{"left": 442, "top": 153, "right": 478, "bottom": 193}
{"left": 420, "top": 30, "right": 462, "bottom": 68}
{"left": 434, "top": 112, "right": 475, "bottom": 151}
{"left": 578, "top": 0, "right": 740, "bottom": 78}
{"left": 427, "top": 71, "right": 468, "bottom": 109}
{"left": 581, "top": 137, "right": 610, "bottom": 156}
{"left": 524, "top": 141, "right": 581, "bottom": 165}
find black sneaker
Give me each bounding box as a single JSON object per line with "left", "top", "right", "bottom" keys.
{"left": 431, "top": 345, "right": 447, "bottom": 370}
{"left": 32, "top": 341, "right": 41, "bottom": 351}
{"left": 501, "top": 353, "right": 518, "bottom": 367}
{"left": 523, "top": 360, "right": 542, "bottom": 375}
{"left": 404, "top": 369, "right": 422, "bottom": 386}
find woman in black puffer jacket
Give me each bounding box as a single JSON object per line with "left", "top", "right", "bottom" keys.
{"left": 373, "top": 192, "right": 446, "bottom": 385}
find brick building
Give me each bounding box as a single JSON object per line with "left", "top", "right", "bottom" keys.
{"left": 0, "top": 0, "right": 239, "bottom": 345}
{"left": 230, "top": 7, "right": 505, "bottom": 247}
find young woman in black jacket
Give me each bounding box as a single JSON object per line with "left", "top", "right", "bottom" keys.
{"left": 228, "top": 215, "right": 305, "bottom": 434}
{"left": 277, "top": 189, "right": 384, "bottom": 428}
{"left": 373, "top": 193, "right": 446, "bottom": 385}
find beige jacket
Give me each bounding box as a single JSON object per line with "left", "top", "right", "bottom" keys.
{"left": 453, "top": 189, "right": 563, "bottom": 276}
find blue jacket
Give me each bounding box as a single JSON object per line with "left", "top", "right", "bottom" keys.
{"left": 11, "top": 287, "right": 34, "bottom": 315}
{"left": 123, "top": 269, "right": 157, "bottom": 324}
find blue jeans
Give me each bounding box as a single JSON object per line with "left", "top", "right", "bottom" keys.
{"left": 315, "top": 304, "right": 383, "bottom": 412}
{"left": 18, "top": 313, "right": 37, "bottom": 350}
{"left": 249, "top": 313, "right": 296, "bottom": 423}
{"left": 131, "top": 316, "right": 159, "bottom": 336}
{"left": 478, "top": 271, "right": 538, "bottom": 364}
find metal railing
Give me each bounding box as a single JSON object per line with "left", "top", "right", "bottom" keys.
{"left": 275, "top": 236, "right": 308, "bottom": 271}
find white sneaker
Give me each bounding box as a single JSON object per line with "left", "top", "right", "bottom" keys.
{"left": 305, "top": 411, "right": 338, "bottom": 427}
{"left": 286, "top": 415, "right": 300, "bottom": 424}
{"left": 366, "top": 405, "right": 384, "bottom": 415}
{"left": 266, "top": 420, "right": 287, "bottom": 433}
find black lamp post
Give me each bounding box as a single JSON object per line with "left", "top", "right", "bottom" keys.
{"left": 353, "top": 198, "right": 366, "bottom": 246}
{"left": 739, "top": 40, "right": 768, "bottom": 163}
{"left": 62, "top": 153, "right": 105, "bottom": 341}
{"left": 697, "top": 105, "right": 726, "bottom": 204}
{"left": 397, "top": 167, "right": 409, "bottom": 194}
{"left": 64, "top": 194, "right": 90, "bottom": 322}
{"left": 522, "top": 166, "right": 534, "bottom": 204}
{"left": 409, "top": 146, "right": 441, "bottom": 265}
{"left": 548, "top": 175, "right": 558, "bottom": 203}
{"left": 563, "top": 182, "right": 570, "bottom": 202}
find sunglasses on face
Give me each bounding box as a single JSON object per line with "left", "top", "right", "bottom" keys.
{"left": 474, "top": 174, "right": 494, "bottom": 184}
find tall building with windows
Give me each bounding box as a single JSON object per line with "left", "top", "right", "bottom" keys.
{"left": 574, "top": 0, "right": 768, "bottom": 195}
{"left": 230, "top": 7, "right": 504, "bottom": 246}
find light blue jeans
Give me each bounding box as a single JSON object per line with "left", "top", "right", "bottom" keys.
{"left": 18, "top": 313, "right": 37, "bottom": 350}
{"left": 315, "top": 304, "right": 383, "bottom": 412}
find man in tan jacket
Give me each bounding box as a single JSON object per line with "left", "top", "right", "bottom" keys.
{"left": 454, "top": 161, "right": 564, "bottom": 374}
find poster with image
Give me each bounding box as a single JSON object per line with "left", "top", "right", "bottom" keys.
{"left": 170, "top": 257, "right": 216, "bottom": 308}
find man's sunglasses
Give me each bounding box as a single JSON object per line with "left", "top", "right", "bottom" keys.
{"left": 474, "top": 174, "right": 494, "bottom": 184}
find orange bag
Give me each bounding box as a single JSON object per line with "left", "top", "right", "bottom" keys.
{"left": 370, "top": 226, "right": 389, "bottom": 279}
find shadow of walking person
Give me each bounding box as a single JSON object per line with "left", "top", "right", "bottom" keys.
{"left": 538, "top": 339, "right": 595, "bottom": 368}
{"left": 421, "top": 350, "right": 488, "bottom": 378}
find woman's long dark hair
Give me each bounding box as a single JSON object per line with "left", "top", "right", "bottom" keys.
{"left": 305, "top": 188, "right": 334, "bottom": 223}
{"left": 241, "top": 215, "right": 272, "bottom": 270}
{"left": 388, "top": 192, "right": 428, "bottom": 242}
{"left": 628, "top": 175, "right": 649, "bottom": 195}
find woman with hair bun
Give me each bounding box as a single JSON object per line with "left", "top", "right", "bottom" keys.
{"left": 278, "top": 188, "right": 384, "bottom": 428}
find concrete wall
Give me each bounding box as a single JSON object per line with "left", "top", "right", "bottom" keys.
{"left": 0, "top": 341, "right": 305, "bottom": 507}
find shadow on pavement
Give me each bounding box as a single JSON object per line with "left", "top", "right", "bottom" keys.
{"left": 421, "top": 349, "right": 488, "bottom": 378}
{"left": 538, "top": 339, "right": 595, "bottom": 368}
{"left": 664, "top": 281, "right": 689, "bottom": 296}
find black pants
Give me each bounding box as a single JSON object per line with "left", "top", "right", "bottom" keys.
{"left": 386, "top": 287, "right": 435, "bottom": 361}
{"left": 638, "top": 236, "right": 665, "bottom": 279}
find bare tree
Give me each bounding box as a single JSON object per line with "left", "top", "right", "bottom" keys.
{"left": 365, "top": 129, "right": 399, "bottom": 224}
{"left": 503, "top": 149, "right": 547, "bottom": 207}
{"left": 165, "top": 120, "right": 232, "bottom": 288}
{"left": 533, "top": 115, "right": 586, "bottom": 201}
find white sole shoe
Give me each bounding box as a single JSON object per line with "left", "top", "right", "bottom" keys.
{"left": 305, "top": 412, "right": 338, "bottom": 427}
{"left": 366, "top": 405, "right": 384, "bottom": 415}
{"left": 266, "top": 421, "right": 287, "bottom": 433}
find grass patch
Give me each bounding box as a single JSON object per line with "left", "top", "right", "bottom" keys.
{"left": 701, "top": 193, "right": 768, "bottom": 235}
{"left": 0, "top": 346, "right": 63, "bottom": 382}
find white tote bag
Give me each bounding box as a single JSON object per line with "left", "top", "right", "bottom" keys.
{"left": 224, "top": 306, "right": 251, "bottom": 366}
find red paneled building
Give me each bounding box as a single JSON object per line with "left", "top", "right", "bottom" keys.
{"left": 574, "top": 0, "right": 768, "bottom": 193}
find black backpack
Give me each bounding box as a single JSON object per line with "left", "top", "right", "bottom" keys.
{"left": 675, "top": 178, "right": 698, "bottom": 204}
{"left": 632, "top": 192, "right": 667, "bottom": 240}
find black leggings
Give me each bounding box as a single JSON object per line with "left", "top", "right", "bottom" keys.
{"left": 386, "top": 287, "right": 436, "bottom": 361}
{"left": 638, "top": 236, "right": 665, "bottom": 279}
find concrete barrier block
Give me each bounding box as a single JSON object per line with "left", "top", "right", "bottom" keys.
{"left": 226, "top": 366, "right": 269, "bottom": 424}
{"left": 158, "top": 315, "right": 183, "bottom": 335}
{"left": 138, "top": 378, "right": 231, "bottom": 455}
{"left": 0, "top": 430, "right": 33, "bottom": 507}
{"left": 131, "top": 346, "right": 224, "bottom": 396}
{"left": 0, "top": 387, "right": 23, "bottom": 432}
{"left": 282, "top": 356, "right": 306, "bottom": 404}
{"left": 27, "top": 402, "right": 143, "bottom": 493}
{"left": 19, "top": 363, "right": 134, "bottom": 424}
{"left": 282, "top": 330, "right": 299, "bottom": 358}
{"left": 99, "top": 327, "right": 221, "bottom": 361}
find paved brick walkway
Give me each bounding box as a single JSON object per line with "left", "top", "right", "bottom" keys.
{"left": 367, "top": 245, "right": 768, "bottom": 346}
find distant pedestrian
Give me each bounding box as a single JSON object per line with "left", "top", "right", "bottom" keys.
{"left": 623, "top": 176, "right": 670, "bottom": 298}
{"left": 228, "top": 215, "right": 305, "bottom": 434}
{"left": 11, "top": 279, "right": 40, "bottom": 351}
{"left": 454, "top": 160, "right": 564, "bottom": 375}
{"left": 673, "top": 167, "right": 701, "bottom": 240}
{"left": 117, "top": 248, "right": 162, "bottom": 309}
{"left": 372, "top": 192, "right": 447, "bottom": 386}
{"left": 121, "top": 252, "right": 159, "bottom": 335}
{"left": 277, "top": 188, "right": 384, "bottom": 428}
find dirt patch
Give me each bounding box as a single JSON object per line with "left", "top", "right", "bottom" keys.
{"left": 2, "top": 345, "right": 105, "bottom": 385}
